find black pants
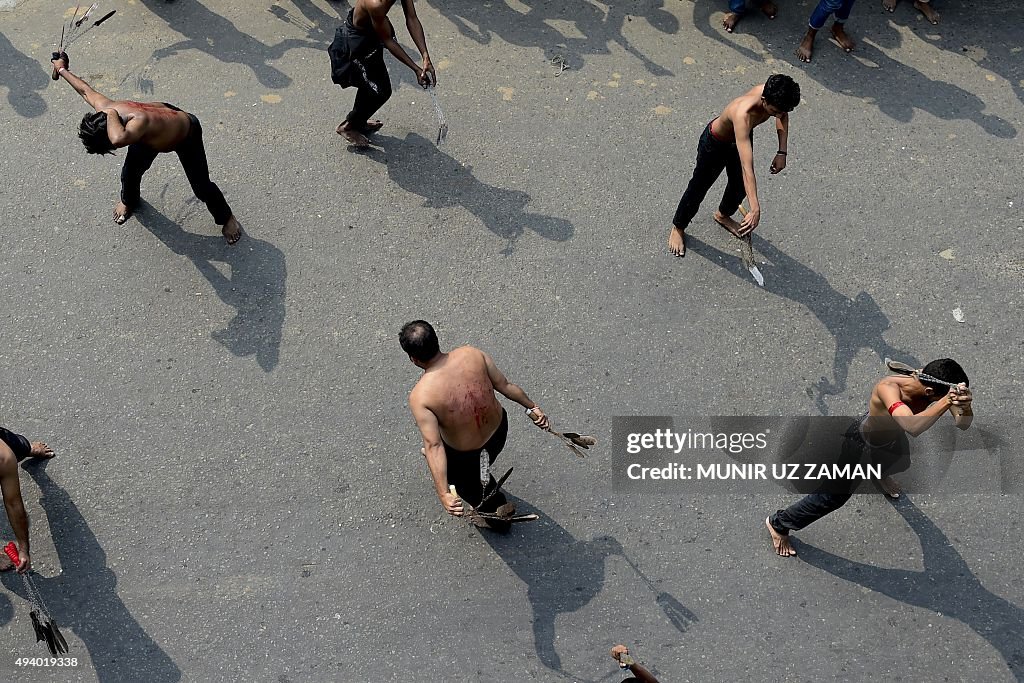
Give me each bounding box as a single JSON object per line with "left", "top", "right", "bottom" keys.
{"left": 345, "top": 45, "right": 392, "bottom": 129}
{"left": 442, "top": 409, "right": 508, "bottom": 512}
{"left": 0, "top": 426, "right": 31, "bottom": 462}
{"left": 770, "top": 423, "right": 911, "bottom": 535}
{"left": 672, "top": 120, "right": 747, "bottom": 228}
{"left": 120, "top": 110, "right": 233, "bottom": 225}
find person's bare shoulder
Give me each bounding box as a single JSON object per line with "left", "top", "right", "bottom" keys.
{"left": 361, "top": 0, "right": 393, "bottom": 16}
{"left": 450, "top": 345, "right": 483, "bottom": 361}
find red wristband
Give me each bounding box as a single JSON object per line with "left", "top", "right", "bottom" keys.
{"left": 887, "top": 401, "right": 906, "bottom": 416}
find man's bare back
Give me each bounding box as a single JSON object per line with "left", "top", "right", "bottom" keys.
{"left": 106, "top": 101, "right": 192, "bottom": 153}
{"left": 410, "top": 346, "right": 504, "bottom": 451}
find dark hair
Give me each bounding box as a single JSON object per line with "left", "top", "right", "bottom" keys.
{"left": 400, "top": 320, "right": 440, "bottom": 362}
{"left": 763, "top": 74, "right": 801, "bottom": 112}
{"left": 79, "top": 111, "right": 116, "bottom": 155}
{"left": 921, "top": 358, "right": 969, "bottom": 391}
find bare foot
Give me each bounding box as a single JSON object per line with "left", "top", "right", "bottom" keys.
{"left": 796, "top": 30, "right": 817, "bottom": 63}
{"left": 760, "top": 1, "right": 777, "bottom": 19}
{"left": 113, "top": 201, "right": 133, "bottom": 225}
{"left": 222, "top": 215, "right": 242, "bottom": 245}
{"left": 882, "top": 0, "right": 896, "bottom": 11}
{"left": 713, "top": 210, "right": 744, "bottom": 238}
{"left": 723, "top": 12, "right": 741, "bottom": 33}
{"left": 878, "top": 476, "right": 902, "bottom": 498}
{"left": 913, "top": 0, "right": 939, "bottom": 23}
{"left": 668, "top": 225, "right": 686, "bottom": 257}
{"left": 29, "top": 442, "right": 55, "bottom": 459}
{"left": 766, "top": 517, "right": 797, "bottom": 556}
{"left": 831, "top": 23, "right": 856, "bottom": 52}
{"left": 361, "top": 119, "right": 384, "bottom": 134}
{"left": 336, "top": 121, "right": 370, "bottom": 147}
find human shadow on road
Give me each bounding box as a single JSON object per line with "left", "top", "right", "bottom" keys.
{"left": 869, "top": 1, "right": 1023, "bottom": 106}
{"left": 797, "top": 496, "right": 1024, "bottom": 682}
{"left": 686, "top": 233, "right": 919, "bottom": 413}
{"left": 267, "top": 0, "right": 350, "bottom": 46}
{"left": 481, "top": 500, "right": 620, "bottom": 677}
{"left": 0, "top": 460, "right": 181, "bottom": 682}
{"left": 362, "top": 133, "right": 573, "bottom": 254}
{"left": 0, "top": 32, "right": 48, "bottom": 119}
{"left": 135, "top": 200, "right": 287, "bottom": 372}
{"left": 426, "top": 0, "right": 678, "bottom": 76}
{"left": 688, "top": 1, "right": 1016, "bottom": 138}
{"left": 138, "top": 0, "right": 323, "bottom": 88}
{"left": 481, "top": 497, "right": 693, "bottom": 679}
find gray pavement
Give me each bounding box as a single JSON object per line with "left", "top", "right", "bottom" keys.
{"left": 0, "top": 0, "right": 1022, "bottom": 681}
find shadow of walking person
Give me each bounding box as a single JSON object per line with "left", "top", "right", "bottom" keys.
{"left": 135, "top": 200, "right": 287, "bottom": 372}
{"left": 480, "top": 497, "right": 693, "bottom": 679}
{"left": 481, "top": 500, "right": 622, "bottom": 677}
{"left": 687, "top": 1, "right": 1016, "bottom": 139}
{"left": 425, "top": 0, "right": 676, "bottom": 75}
{"left": 0, "top": 32, "right": 48, "bottom": 119}
{"left": 686, "top": 233, "right": 919, "bottom": 414}
{"left": 363, "top": 134, "right": 574, "bottom": 254}
{"left": 138, "top": 0, "right": 316, "bottom": 88}
{"left": 797, "top": 496, "right": 1024, "bottom": 681}
{"left": 0, "top": 460, "right": 182, "bottom": 682}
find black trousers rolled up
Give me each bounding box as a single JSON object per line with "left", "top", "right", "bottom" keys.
{"left": 672, "top": 121, "right": 747, "bottom": 229}
{"left": 345, "top": 46, "right": 392, "bottom": 129}
{"left": 120, "top": 111, "right": 233, "bottom": 225}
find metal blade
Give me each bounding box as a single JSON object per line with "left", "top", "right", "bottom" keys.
{"left": 748, "top": 265, "right": 765, "bottom": 287}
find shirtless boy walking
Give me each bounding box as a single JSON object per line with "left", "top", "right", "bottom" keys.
{"left": 668, "top": 75, "right": 800, "bottom": 257}
{"left": 401, "top": 321, "right": 548, "bottom": 530}
{"left": 766, "top": 359, "right": 973, "bottom": 557}
{"left": 50, "top": 52, "right": 242, "bottom": 244}
{"left": 330, "top": 0, "right": 435, "bottom": 147}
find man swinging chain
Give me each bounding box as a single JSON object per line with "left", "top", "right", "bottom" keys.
{"left": 765, "top": 359, "right": 973, "bottom": 557}
{"left": 50, "top": 52, "right": 243, "bottom": 244}
{"left": 330, "top": 0, "right": 435, "bottom": 148}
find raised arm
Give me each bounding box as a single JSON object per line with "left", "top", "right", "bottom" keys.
{"left": 50, "top": 54, "right": 113, "bottom": 111}
{"left": 410, "top": 396, "right": 462, "bottom": 515}
{"left": 482, "top": 352, "right": 549, "bottom": 429}
{"left": 0, "top": 446, "right": 31, "bottom": 572}
{"left": 879, "top": 382, "right": 954, "bottom": 437}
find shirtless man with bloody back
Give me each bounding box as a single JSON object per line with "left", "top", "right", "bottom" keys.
{"left": 50, "top": 52, "right": 242, "bottom": 243}
{"left": 401, "top": 321, "right": 548, "bottom": 530}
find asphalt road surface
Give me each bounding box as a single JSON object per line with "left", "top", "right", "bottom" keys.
{"left": 1, "top": 0, "right": 1021, "bottom": 681}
